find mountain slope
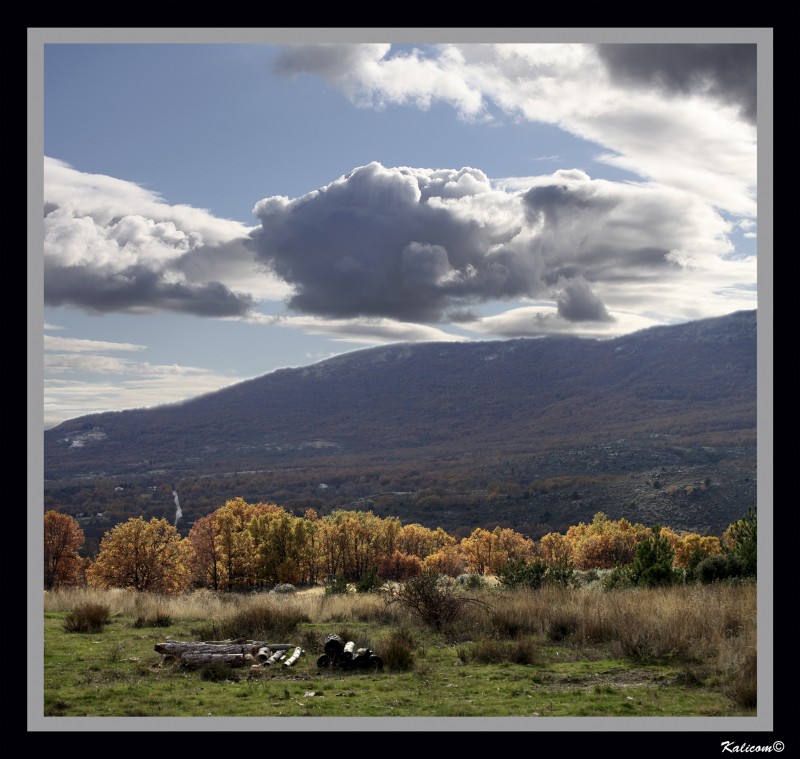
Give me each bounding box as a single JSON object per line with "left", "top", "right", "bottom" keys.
{"left": 44, "top": 310, "right": 757, "bottom": 481}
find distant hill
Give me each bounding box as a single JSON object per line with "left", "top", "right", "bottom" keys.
{"left": 43, "top": 310, "right": 759, "bottom": 541}
{"left": 45, "top": 310, "right": 756, "bottom": 485}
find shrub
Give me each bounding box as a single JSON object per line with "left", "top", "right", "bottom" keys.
{"left": 194, "top": 605, "right": 309, "bottom": 641}
{"left": 546, "top": 558, "right": 576, "bottom": 588}
{"left": 497, "top": 558, "right": 547, "bottom": 590}
{"left": 723, "top": 508, "right": 757, "bottom": 577}
{"left": 355, "top": 570, "right": 383, "bottom": 594}
{"left": 386, "top": 571, "right": 489, "bottom": 631}
{"left": 270, "top": 584, "right": 297, "bottom": 595}
{"left": 695, "top": 554, "right": 745, "bottom": 584}
{"left": 601, "top": 565, "right": 633, "bottom": 591}
{"left": 63, "top": 602, "right": 111, "bottom": 633}
{"left": 324, "top": 575, "right": 350, "bottom": 596}
{"left": 455, "top": 573, "right": 486, "bottom": 590}
{"left": 546, "top": 613, "right": 580, "bottom": 642}
{"left": 380, "top": 629, "right": 415, "bottom": 672}
{"left": 132, "top": 610, "right": 173, "bottom": 628}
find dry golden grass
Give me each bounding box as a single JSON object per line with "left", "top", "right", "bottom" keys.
{"left": 44, "top": 581, "right": 755, "bottom": 666}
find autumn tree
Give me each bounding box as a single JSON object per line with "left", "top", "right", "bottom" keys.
{"left": 674, "top": 533, "right": 721, "bottom": 571}
{"left": 212, "top": 497, "right": 271, "bottom": 590}
{"left": 44, "top": 510, "right": 85, "bottom": 589}
{"left": 249, "top": 506, "right": 309, "bottom": 585}
{"left": 538, "top": 531, "right": 573, "bottom": 567}
{"left": 187, "top": 514, "right": 220, "bottom": 590}
{"left": 564, "top": 513, "right": 648, "bottom": 570}
{"left": 318, "top": 510, "right": 386, "bottom": 581}
{"left": 458, "top": 526, "right": 534, "bottom": 575}
{"left": 397, "top": 523, "right": 455, "bottom": 559}
{"left": 377, "top": 550, "right": 423, "bottom": 581}
{"left": 86, "top": 517, "right": 192, "bottom": 594}
{"left": 458, "top": 528, "right": 495, "bottom": 574}
{"left": 422, "top": 544, "right": 467, "bottom": 577}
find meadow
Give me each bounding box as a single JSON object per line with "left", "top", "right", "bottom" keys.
{"left": 42, "top": 579, "right": 757, "bottom": 718}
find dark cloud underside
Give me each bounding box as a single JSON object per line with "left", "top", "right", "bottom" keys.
{"left": 44, "top": 265, "right": 253, "bottom": 317}
{"left": 595, "top": 44, "right": 757, "bottom": 123}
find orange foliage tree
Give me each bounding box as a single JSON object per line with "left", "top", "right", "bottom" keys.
{"left": 377, "top": 550, "right": 424, "bottom": 580}
{"left": 86, "top": 517, "right": 192, "bottom": 594}
{"left": 44, "top": 510, "right": 85, "bottom": 589}
{"left": 187, "top": 513, "right": 220, "bottom": 590}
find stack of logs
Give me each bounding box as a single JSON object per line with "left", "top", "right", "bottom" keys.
{"left": 154, "top": 640, "right": 303, "bottom": 670}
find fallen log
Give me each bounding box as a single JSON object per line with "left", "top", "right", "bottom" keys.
{"left": 284, "top": 647, "right": 303, "bottom": 667}
{"left": 155, "top": 642, "right": 260, "bottom": 657}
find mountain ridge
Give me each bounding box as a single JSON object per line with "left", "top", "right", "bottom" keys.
{"left": 45, "top": 309, "right": 757, "bottom": 480}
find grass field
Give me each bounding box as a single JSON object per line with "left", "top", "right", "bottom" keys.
{"left": 41, "top": 581, "right": 757, "bottom": 718}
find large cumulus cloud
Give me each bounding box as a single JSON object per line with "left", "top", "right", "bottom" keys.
{"left": 251, "top": 162, "right": 533, "bottom": 322}
{"left": 251, "top": 161, "right": 747, "bottom": 326}
{"left": 44, "top": 158, "right": 288, "bottom": 317}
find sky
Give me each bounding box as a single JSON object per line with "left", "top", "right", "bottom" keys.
{"left": 37, "top": 32, "right": 764, "bottom": 430}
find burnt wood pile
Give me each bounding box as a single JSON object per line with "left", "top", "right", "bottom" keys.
{"left": 316, "top": 633, "right": 384, "bottom": 670}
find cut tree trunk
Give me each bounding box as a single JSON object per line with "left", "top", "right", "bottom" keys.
{"left": 284, "top": 647, "right": 303, "bottom": 666}
{"left": 264, "top": 649, "right": 286, "bottom": 666}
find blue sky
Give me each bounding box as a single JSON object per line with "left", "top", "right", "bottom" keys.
{"left": 38, "top": 34, "right": 763, "bottom": 428}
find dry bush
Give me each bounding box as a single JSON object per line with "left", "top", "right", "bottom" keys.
{"left": 193, "top": 601, "right": 310, "bottom": 641}
{"left": 63, "top": 602, "right": 111, "bottom": 633}
{"left": 379, "top": 628, "right": 416, "bottom": 672}
{"left": 468, "top": 636, "right": 539, "bottom": 665}
{"left": 723, "top": 648, "right": 757, "bottom": 709}
{"left": 385, "top": 573, "right": 490, "bottom": 631}
{"left": 717, "top": 622, "right": 758, "bottom": 710}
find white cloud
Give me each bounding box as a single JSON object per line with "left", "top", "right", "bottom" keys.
{"left": 44, "top": 357, "right": 247, "bottom": 428}
{"left": 465, "top": 306, "right": 664, "bottom": 339}
{"left": 44, "top": 158, "right": 290, "bottom": 316}
{"left": 277, "top": 315, "right": 468, "bottom": 344}
{"left": 250, "top": 161, "right": 754, "bottom": 332}
{"left": 44, "top": 335, "right": 146, "bottom": 354}
{"left": 274, "top": 43, "right": 756, "bottom": 216}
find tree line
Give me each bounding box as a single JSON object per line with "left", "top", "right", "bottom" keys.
{"left": 43, "top": 500, "right": 756, "bottom": 594}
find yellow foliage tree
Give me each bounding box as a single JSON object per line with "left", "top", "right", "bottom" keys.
{"left": 86, "top": 517, "right": 192, "bottom": 594}
{"left": 458, "top": 526, "right": 534, "bottom": 575}
{"left": 398, "top": 523, "right": 455, "bottom": 559}
{"left": 539, "top": 531, "right": 573, "bottom": 567}
{"left": 562, "top": 513, "right": 648, "bottom": 570}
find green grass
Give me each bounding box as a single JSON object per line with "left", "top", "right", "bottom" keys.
{"left": 41, "top": 590, "right": 754, "bottom": 718}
